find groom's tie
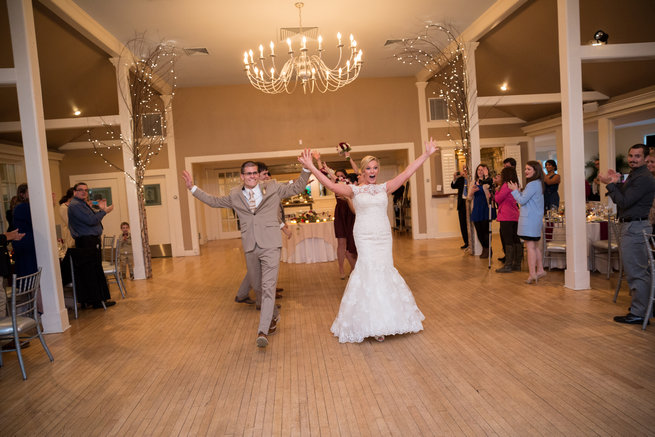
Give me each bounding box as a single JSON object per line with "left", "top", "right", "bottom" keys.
{"left": 248, "top": 189, "right": 256, "bottom": 213}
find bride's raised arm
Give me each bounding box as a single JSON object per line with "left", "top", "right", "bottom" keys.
{"left": 385, "top": 138, "right": 439, "bottom": 194}
{"left": 298, "top": 149, "right": 354, "bottom": 198}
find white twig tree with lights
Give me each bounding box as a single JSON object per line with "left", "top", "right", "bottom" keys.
{"left": 394, "top": 25, "right": 478, "bottom": 253}
{"left": 86, "top": 38, "right": 178, "bottom": 278}
{"left": 393, "top": 24, "right": 473, "bottom": 166}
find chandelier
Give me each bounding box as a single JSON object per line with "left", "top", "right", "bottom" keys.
{"left": 243, "top": 2, "right": 363, "bottom": 94}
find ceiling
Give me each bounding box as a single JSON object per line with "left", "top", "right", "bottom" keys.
{"left": 72, "top": 0, "right": 496, "bottom": 88}
{"left": 0, "top": 0, "right": 654, "bottom": 150}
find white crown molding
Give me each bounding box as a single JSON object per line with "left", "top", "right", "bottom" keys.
{"left": 479, "top": 117, "right": 525, "bottom": 125}
{"left": 478, "top": 91, "right": 608, "bottom": 107}
{"left": 427, "top": 117, "right": 525, "bottom": 129}
{"left": 580, "top": 42, "right": 655, "bottom": 63}
{"left": 0, "top": 115, "right": 120, "bottom": 133}
{"left": 58, "top": 139, "right": 123, "bottom": 150}
{"left": 523, "top": 89, "right": 655, "bottom": 136}
{"left": 480, "top": 136, "right": 529, "bottom": 145}
{"left": 0, "top": 143, "right": 64, "bottom": 161}
{"left": 0, "top": 68, "right": 17, "bottom": 85}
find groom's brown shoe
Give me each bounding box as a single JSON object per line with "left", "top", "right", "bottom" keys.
{"left": 256, "top": 332, "right": 268, "bottom": 348}
{"left": 268, "top": 315, "right": 280, "bottom": 335}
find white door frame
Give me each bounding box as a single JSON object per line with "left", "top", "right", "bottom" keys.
{"left": 69, "top": 168, "right": 185, "bottom": 257}
{"left": 183, "top": 142, "right": 416, "bottom": 256}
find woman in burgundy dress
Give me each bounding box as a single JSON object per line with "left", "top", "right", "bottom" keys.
{"left": 334, "top": 169, "right": 357, "bottom": 279}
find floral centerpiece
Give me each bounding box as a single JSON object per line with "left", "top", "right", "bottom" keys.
{"left": 289, "top": 210, "right": 334, "bottom": 224}
{"left": 297, "top": 210, "right": 320, "bottom": 223}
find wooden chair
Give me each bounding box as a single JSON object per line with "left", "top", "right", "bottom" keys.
{"left": 0, "top": 269, "right": 54, "bottom": 380}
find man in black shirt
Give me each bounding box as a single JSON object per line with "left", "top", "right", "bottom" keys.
{"left": 451, "top": 167, "right": 469, "bottom": 249}
{"left": 599, "top": 144, "right": 655, "bottom": 324}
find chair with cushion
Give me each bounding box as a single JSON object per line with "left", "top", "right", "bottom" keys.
{"left": 103, "top": 238, "right": 126, "bottom": 298}
{"left": 590, "top": 215, "right": 622, "bottom": 279}
{"left": 638, "top": 229, "right": 655, "bottom": 330}
{"left": 62, "top": 254, "right": 79, "bottom": 319}
{"left": 102, "top": 234, "right": 116, "bottom": 263}
{"left": 0, "top": 269, "right": 54, "bottom": 380}
{"left": 542, "top": 214, "right": 566, "bottom": 270}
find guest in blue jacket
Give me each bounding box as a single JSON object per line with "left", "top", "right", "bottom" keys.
{"left": 508, "top": 161, "right": 545, "bottom": 284}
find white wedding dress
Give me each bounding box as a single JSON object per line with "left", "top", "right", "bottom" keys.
{"left": 331, "top": 183, "right": 425, "bottom": 343}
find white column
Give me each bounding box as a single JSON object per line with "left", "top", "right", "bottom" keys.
{"left": 557, "top": 0, "right": 590, "bottom": 290}
{"left": 111, "top": 58, "right": 146, "bottom": 279}
{"left": 8, "top": 0, "right": 69, "bottom": 332}
{"left": 465, "top": 42, "right": 482, "bottom": 255}
{"left": 160, "top": 94, "right": 184, "bottom": 256}
{"left": 555, "top": 127, "right": 565, "bottom": 205}
{"left": 465, "top": 42, "right": 481, "bottom": 173}
{"left": 597, "top": 118, "right": 615, "bottom": 205}
{"left": 526, "top": 137, "right": 536, "bottom": 162}
{"left": 415, "top": 81, "right": 433, "bottom": 238}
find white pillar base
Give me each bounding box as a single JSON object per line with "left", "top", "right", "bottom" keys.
{"left": 42, "top": 308, "right": 70, "bottom": 334}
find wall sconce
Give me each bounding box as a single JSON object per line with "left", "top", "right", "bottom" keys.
{"left": 593, "top": 30, "right": 609, "bottom": 46}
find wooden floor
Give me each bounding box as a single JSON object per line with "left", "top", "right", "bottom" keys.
{"left": 1, "top": 235, "right": 654, "bottom": 436}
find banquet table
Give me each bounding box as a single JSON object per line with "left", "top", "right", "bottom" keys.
{"left": 281, "top": 221, "right": 337, "bottom": 263}
{"left": 545, "top": 220, "right": 618, "bottom": 273}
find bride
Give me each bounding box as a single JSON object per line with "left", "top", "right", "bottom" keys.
{"left": 298, "top": 139, "right": 438, "bottom": 343}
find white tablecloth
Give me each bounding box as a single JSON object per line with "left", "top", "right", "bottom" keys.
{"left": 545, "top": 221, "right": 618, "bottom": 273}
{"left": 281, "top": 221, "right": 337, "bottom": 263}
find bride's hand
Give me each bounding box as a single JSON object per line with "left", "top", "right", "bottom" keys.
{"left": 425, "top": 137, "right": 438, "bottom": 156}
{"left": 298, "top": 149, "right": 315, "bottom": 169}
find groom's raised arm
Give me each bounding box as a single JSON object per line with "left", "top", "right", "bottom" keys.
{"left": 183, "top": 170, "right": 233, "bottom": 209}
{"left": 277, "top": 168, "right": 311, "bottom": 199}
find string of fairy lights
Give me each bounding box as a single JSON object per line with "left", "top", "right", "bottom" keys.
{"left": 86, "top": 40, "right": 179, "bottom": 191}
{"left": 393, "top": 24, "right": 472, "bottom": 164}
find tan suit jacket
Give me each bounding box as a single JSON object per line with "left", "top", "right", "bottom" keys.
{"left": 192, "top": 170, "right": 310, "bottom": 252}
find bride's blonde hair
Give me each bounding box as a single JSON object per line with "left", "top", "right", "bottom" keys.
{"left": 359, "top": 155, "right": 379, "bottom": 173}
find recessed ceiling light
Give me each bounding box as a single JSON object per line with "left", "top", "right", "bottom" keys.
{"left": 500, "top": 82, "right": 509, "bottom": 92}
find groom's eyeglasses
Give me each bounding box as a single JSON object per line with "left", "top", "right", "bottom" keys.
{"left": 242, "top": 171, "right": 258, "bottom": 176}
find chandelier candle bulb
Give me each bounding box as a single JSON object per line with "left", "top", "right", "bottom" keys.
{"left": 287, "top": 38, "right": 292, "bottom": 52}
{"left": 270, "top": 41, "right": 275, "bottom": 56}
{"left": 259, "top": 45, "right": 264, "bottom": 59}
{"left": 318, "top": 35, "right": 322, "bottom": 50}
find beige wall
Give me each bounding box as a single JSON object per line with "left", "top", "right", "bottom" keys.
{"left": 173, "top": 77, "right": 424, "bottom": 250}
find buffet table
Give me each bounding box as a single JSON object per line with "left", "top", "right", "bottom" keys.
{"left": 281, "top": 221, "right": 337, "bottom": 263}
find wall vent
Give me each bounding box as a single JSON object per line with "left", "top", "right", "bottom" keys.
{"left": 428, "top": 98, "right": 448, "bottom": 121}
{"left": 139, "top": 113, "right": 163, "bottom": 137}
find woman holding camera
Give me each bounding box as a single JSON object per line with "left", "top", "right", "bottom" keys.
{"left": 508, "top": 161, "right": 545, "bottom": 284}
{"left": 468, "top": 164, "right": 493, "bottom": 258}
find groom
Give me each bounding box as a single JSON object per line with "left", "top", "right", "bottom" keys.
{"left": 182, "top": 160, "right": 310, "bottom": 347}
